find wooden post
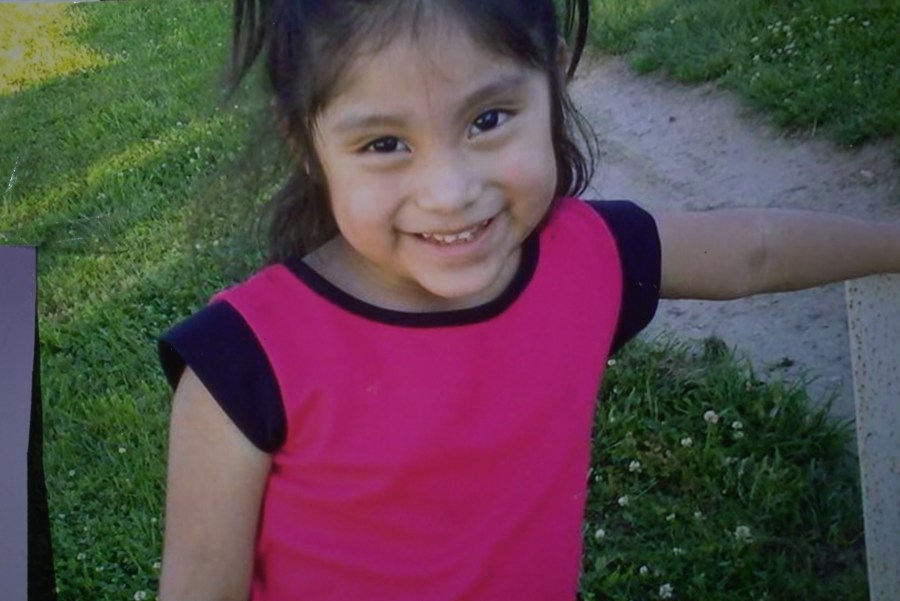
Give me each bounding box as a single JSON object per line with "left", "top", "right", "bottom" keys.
{"left": 846, "top": 275, "right": 900, "bottom": 601}
{"left": 0, "top": 246, "right": 55, "bottom": 601}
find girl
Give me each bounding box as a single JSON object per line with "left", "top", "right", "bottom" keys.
{"left": 158, "top": 1, "right": 900, "bottom": 599}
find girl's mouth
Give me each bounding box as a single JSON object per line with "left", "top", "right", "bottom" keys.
{"left": 417, "top": 219, "right": 492, "bottom": 246}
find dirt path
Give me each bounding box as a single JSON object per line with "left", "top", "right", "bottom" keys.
{"left": 570, "top": 55, "right": 900, "bottom": 420}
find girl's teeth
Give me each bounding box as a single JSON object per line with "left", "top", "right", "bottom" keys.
{"left": 422, "top": 220, "right": 487, "bottom": 245}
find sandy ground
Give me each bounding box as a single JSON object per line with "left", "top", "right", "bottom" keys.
{"left": 570, "top": 56, "right": 900, "bottom": 420}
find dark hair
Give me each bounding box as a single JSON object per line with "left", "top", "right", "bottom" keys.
{"left": 231, "top": 0, "right": 594, "bottom": 261}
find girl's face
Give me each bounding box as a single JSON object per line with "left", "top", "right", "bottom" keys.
{"left": 309, "top": 21, "right": 558, "bottom": 311}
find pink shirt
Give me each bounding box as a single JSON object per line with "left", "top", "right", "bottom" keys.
{"left": 161, "top": 198, "right": 661, "bottom": 600}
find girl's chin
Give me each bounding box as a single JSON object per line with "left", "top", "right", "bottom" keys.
{"left": 408, "top": 259, "right": 516, "bottom": 310}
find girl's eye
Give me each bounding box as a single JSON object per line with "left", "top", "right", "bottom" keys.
{"left": 363, "top": 137, "right": 409, "bottom": 154}
{"left": 469, "top": 109, "right": 510, "bottom": 137}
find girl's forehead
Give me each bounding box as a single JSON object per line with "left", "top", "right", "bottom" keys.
{"left": 326, "top": 22, "right": 532, "bottom": 111}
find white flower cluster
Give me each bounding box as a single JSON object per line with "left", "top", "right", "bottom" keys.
{"left": 659, "top": 582, "right": 675, "bottom": 599}
{"left": 733, "top": 524, "right": 753, "bottom": 544}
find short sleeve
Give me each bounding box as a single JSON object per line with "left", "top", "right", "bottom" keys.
{"left": 158, "top": 301, "right": 286, "bottom": 453}
{"left": 586, "top": 200, "right": 661, "bottom": 354}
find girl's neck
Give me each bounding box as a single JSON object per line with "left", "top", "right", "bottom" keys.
{"left": 303, "top": 236, "right": 523, "bottom": 314}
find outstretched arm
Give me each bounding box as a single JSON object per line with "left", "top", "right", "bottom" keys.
{"left": 654, "top": 208, "right": 900, "bottom": 300}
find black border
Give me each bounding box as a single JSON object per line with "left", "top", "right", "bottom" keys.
{"left": 283, "top": 234, "right": 540, "bottom": 328}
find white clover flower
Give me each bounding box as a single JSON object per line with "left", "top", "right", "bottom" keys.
{"left": 734, "top": 431, "right": 745, "bottom": 440}
{"left": 607, "top": 358, "right": 617, "bottom": 367}
{"left": 134, "top": 591, "right": 148, "bottom": 601}
{"left": 672, "top": 546, "right": 685, "bottom": 556}
{"left": 628, "top": 460, "right": 642, "bottom": 473}
{"left": 680, "top": 436, "right": 693, "bottom": 447}
{"left": 594, "top": 528, "right": 606, "bottom": 541}
{"left": 153, "top": 561, "right": 162, "bottom": 571}
{"left": 731, "top": 420, "right": 743, "bottom": 430}
{"left": 734, "top": 525, "right": 753, "bottom": 544}
{"left": 659, "top": 582, "right": 675, "bottom": 599}
{"left": 666, "top": 513, "right": 676, "bottom": 522}
{"left": 639, "top": 565, "right": 649, "bottom": 576}
{"left": 76, "top": 552, "right": 86, "bottom": 561}
{"left": 703, "top": 410, "right": 720, "bottom": 424}
{"left": 118, "top": 447, "right": 127, "bottom": 454}
{"left": 693, "top": 510, "right": 704, "bottom": 520}
{"left": 68, "top": 469, "right": 76, "bottom": 477}
{"left": 617, "top": 495, "right": 630, "bottom": 507}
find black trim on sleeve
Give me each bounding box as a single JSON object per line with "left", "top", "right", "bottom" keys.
{"left": 159, "top": 302, "right": 286, "bottom": 453}
{"left": 587, "top": 200, "right": 661, "bottom": 354}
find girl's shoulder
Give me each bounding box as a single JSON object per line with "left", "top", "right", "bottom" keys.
{"left": 546, "top": 197, "right": 659, "bottom": 254}
{"left": 555, "top": 197, "right": 661, "bottom": 353}
{"left": 210, "top": 262, "right": 301, "bottom": 305}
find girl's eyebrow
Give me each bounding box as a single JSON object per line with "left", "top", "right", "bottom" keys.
{"left": 332, "top": 113, "right": 407, "bottom": 136}
{"left": 331, "top": 73, "right": 529, "bottom": 135}
{"left": 452, "top": 73, "right": 529, "bottom": 121}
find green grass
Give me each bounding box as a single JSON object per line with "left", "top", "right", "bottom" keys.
{"left": 0, "top": 3, "right": 109, "bottom": 94}
{"left": 582, "top": 339, "right": 865, "bottom": 600}
{"left": 1, "top": 1, "right": 866, "bottom": 599}
{"left": 587, "top": 0, "right": 900, "bottom": 146}
{"left": 1, "top": 1, "right": 262, "bottom": 598}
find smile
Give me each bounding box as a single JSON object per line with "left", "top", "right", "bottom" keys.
{"left": 417, "top": 219, "right": 492, "bottom": 246}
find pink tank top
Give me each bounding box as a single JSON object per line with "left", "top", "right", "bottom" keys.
{"left": 164, "top": 198, "right": 660, "bottom": 600}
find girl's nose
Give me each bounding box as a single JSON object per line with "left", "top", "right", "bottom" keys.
{"left": 414, "top": 151, "right": 479, "bottom": 214}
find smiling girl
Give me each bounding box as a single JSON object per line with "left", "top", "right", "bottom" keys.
{"left": 157, "top": 1, "right": 900, "bottom": 599}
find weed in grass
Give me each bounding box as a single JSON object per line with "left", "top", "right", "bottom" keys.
{"left": 580, "top": 339, "right": 866, "bottom": 601}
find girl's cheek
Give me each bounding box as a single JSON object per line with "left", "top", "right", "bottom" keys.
{"left": 500, "top": 139, "right": 557, "bottom": 195}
